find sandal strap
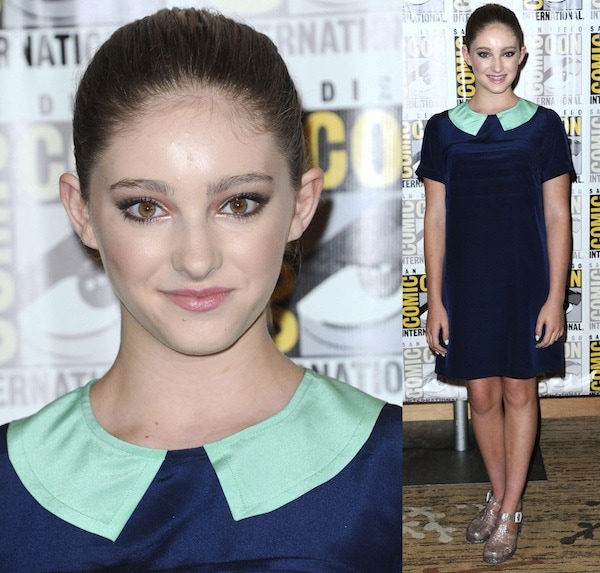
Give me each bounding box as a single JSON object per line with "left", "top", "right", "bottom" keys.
{"left": 498, "top": 511, "right": 523, "bottom": 524}
{"left": 485, "top": 490, "right": 503, "bottom": 505}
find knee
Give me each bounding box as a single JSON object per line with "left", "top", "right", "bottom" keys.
{"left": 502, "top": 381, "right": 538, "bottom": 410}
{"left": 468, "top": 391, "right": 503, "bottom": 417}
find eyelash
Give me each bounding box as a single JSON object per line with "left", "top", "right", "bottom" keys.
{"left": 115, "top": 193, "right": 269, "bottom": 224}
{"left": 476, "top": 51, "right": 516, "bottom": 58}
{"left": 220, "top": 193, "right": 269, "bottom": 219}
{"left": 116, "top": 197, "right": 165, "bottom": 224}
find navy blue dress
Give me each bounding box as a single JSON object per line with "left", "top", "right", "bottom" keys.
{"left": 416, "top": 99, "right": 574, "bottom": 380}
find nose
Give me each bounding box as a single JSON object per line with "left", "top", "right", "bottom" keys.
{"left": 490, "top": 56, "right": 503, "bottom": 72}
{"left": 171, "top": 219, "right": 222, "bottom": 280}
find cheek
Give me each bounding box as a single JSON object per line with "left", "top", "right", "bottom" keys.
{"left": 234, "top": 224, "right": 288, "bottom": 276}
{"left": 94, "top": 228, "right": 157, "bottom": 286}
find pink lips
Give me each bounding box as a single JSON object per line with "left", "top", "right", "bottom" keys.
{"left": 162, "top": 287, "right": 232, "bottom": 312}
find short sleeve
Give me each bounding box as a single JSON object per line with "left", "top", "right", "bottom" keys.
{"left": 540, "top": 108, "right": 575, "bottom": 183}
{"left": 415, "top": 113, "right": 446, "bottom": 184}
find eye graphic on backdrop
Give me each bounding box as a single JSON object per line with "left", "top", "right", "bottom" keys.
{"left": 544, "top": 57, "right": 581, "bottom": 95}
{"left": 3, "top": 0, "right": 78, "bottom": 27}
{"left": 17, "top": 237, "right": 119, "bottom": 364}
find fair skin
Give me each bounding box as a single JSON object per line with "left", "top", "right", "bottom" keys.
{"left": 59, "top": 93, "right": 323, "bottom": 450}
{"left": 461, "top": 23, "right": 526, "bottom": 114}
{"left": 424, "top": 24, "right": 571, "bottom": 520}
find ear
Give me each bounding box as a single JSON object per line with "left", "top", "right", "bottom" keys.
{"left": 461, "top": 44, "right": 471, "bottom": 67}
{"left": 288, "top": 167, "right": 323, "bottom": 242}
{"left": 519, "top": 45, "right": 527, "bottom": 65}
{"left": 59, "top": 173, "right": 98, "bottom": 250}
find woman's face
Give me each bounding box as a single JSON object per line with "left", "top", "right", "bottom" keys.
{"left": 462, "top": 23, "right": 526, "bottom": 97}
{"left": 62, "top": 95, "right": 321, "bottom": 358}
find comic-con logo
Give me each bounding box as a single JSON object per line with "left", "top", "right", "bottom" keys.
{"left": 1, "top": 0, "right": 76, "bottom": 28}
{"left": 304, "top": 107, "right": 402, "bottom": 192}
{"left": 402, "top": 273, "right": 427, "bottom": 330}
{"left": 403, "top": 35, "right": 447, "bottom": 105}
{"left": 401, "top": 119, "right": 425, "bottom": 181}
{"left": 566, "top": 269, "right": 582, "bottom": 324}
{"left": 402, "top": 197, "right": 425, "bottom": 259}
{"left": 523, "top": 0, "right": 543, "bottom": 10}
{"left": 523, "top": 33, "right": 582, "bottom": 98}
{"left": 590, "top": 268, "right": 600, "bottom": 323}
{"left": 590, "top": 196, "right": 600, "bottom": 250}
{"left": 565, "top": 341, "right": 582, "bottom": 379}
{"left": 0, "top": 123, "right": 120, "bottom": 367}
{"left": 0, "top": 126, "right": 16, "bottom": 364}
{"left": 524, "top": 0, "right": 582, "bottom": 10}
{"left": 592, "top": 34, "right": 600, "bottom": 97}
{"left": 403, "top": 346, "right": 428, "bottom": 401}
{"left": 591, "top": 116, "right": 600, "bottom": 175}
{"left": 452, "top": 0, "right": 473, "bottom": 14}
{"left": 562, "top": 114, "right": 582, "bottom": 177}
{"left": 404, "top": 0, "right": 445, "bottom": 18}
{"left": 589, "top": 340, "right": 600, "bottom": 393}
{"left": 571, "top": 191, "right": 582, "bottom": 252}
{"left": 455, "top": 36, "right": 475, "bottom": 100}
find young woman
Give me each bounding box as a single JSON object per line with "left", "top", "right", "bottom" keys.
{"left": 0, "top": 8, "right": 402, "bottom": 571}
{"left": 417, "top": 3, "right": 573, "bottom": 565}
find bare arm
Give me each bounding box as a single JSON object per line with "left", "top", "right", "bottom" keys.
{"left": 423, "top": 177, "right": 449, "bottom": 355}
{"left": 536, "top": 172, "right": 572, "bottom": 348}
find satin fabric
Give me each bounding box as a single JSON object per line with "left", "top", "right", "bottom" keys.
{"left": 0, "top": 402, "right": 401, "bottom": 572}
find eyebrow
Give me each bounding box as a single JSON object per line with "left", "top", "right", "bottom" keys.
{"left": 109, "top": 178, "right": 172, "bottom": 195}
{"left": 109, "top": 173, "right": 274, "bottom": 197}
{"left": 207, "top": 173, "right": 275, "bottom": 196}
{"left": 474, "top": 45, "right": 518, "bottom": 51}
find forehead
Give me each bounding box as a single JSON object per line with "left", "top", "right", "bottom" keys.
{"left": 471, "top": 23, "right": 519, "bottom": 45}
{"left": 125, "top": 90, "right": 266, "bottom": 140}
{"left": 91, "top": 94, "right": 284, "bottom": 184}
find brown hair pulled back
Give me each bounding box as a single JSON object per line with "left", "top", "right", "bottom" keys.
{"left": 464, "top": 3, "right": 524, "bottom": 50}
{"left": 73, "top": 8, "right": 307, "bottom": 198}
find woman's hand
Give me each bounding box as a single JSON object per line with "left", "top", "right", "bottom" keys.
{"left": 535, "top": 299, "right": 565, "bottom": 348}
{"left": 426, "top": 301, "right": 450, "bottom": 356}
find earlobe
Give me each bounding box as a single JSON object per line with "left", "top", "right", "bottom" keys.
{"left": 287, "top": 167, "right": 323, "bottom": 242}
{"left": 59, "top": 173, "right": 98, "bottom": 249}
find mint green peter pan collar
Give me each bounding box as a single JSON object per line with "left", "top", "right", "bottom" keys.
{"left": 448, "top": 98, "right": 538, "bottom": 136}
{"left": 8, "top": 370, "right": 384, "bottom": 541}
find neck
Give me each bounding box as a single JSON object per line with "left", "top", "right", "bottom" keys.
{"left": 90, "top": 315, "right": 303, "bottom": 449}
{"left": 468, "top": 92, "right": 519, "bottom": 115}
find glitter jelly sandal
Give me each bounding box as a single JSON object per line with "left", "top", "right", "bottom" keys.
{"left": 466, "top": 491, "right": 503, "bottom": 544}
{"left": 482, "top": 511, "right": 523, "bottom": 564}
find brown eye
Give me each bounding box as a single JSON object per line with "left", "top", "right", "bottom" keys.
{"left": 138, "top": 201, "right": 157, "bottom": 218}
{"left": 220, "top": 193, "right": 267, "bottom": 217}
{"left": 229, "top": 197, "right": 248, "bottom": 214}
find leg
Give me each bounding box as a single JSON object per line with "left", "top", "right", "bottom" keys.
{"left": 464, "top": 377, "right": 505, "bottom": 543}
{"left": 466, "top": 377, "right": 505, "bottom": 500}
{"left": 500, "top": 376, "right": 539, "bottom": 513}
{"left": 483, "top": 376, "right": 538, "bottom": 564}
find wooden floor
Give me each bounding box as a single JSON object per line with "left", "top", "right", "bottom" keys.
{"left": 403, "top": 416, "right": 600, "bottom": 572}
